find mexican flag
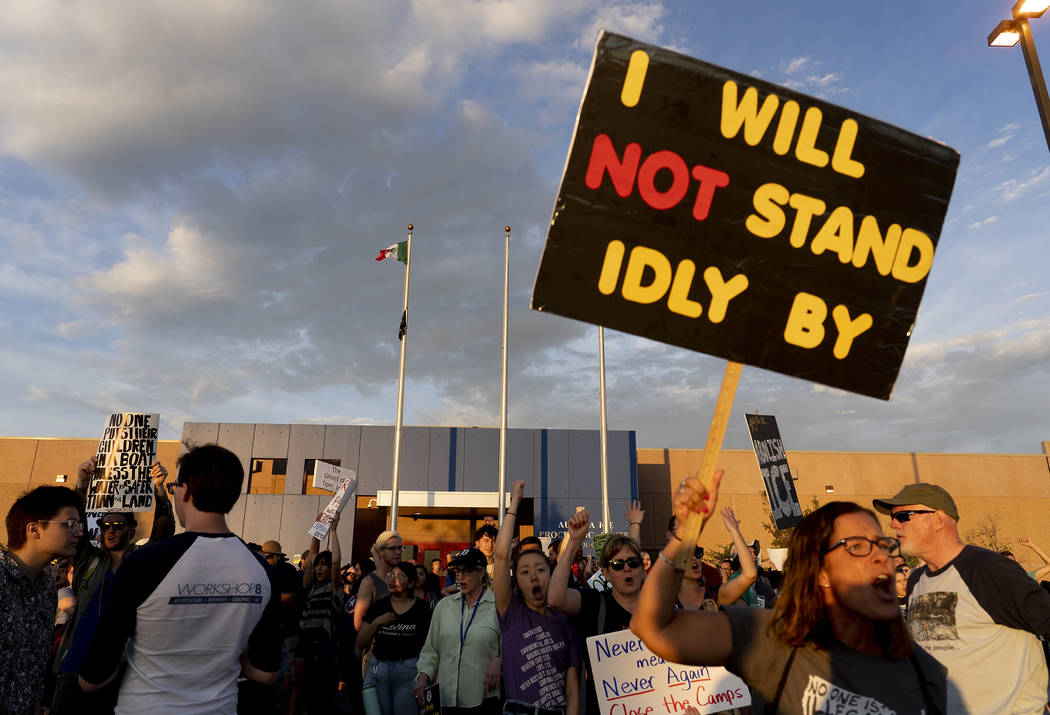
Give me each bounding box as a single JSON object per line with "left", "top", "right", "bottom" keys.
{"left": 376, "top": 241, "right": 408, "bottom": 263}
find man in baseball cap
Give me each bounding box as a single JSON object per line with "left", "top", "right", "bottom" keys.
{"left": 874, "top": 482, "right": 1050, "bottom": 714}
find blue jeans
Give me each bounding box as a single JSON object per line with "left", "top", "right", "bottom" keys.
{"left": 365, "top": 656, "right": 419, "bottom": 715}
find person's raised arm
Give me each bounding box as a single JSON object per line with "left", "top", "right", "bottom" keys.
{"left": 716, "top": 506, "right": 757, "bottom": 606}
{"left": 626, "top": 500, "right": 645, "bottom": 546}
{"left": 494, "top": 480, "right": 524, "bottom": 614}
{"left": 631, "top": 471, "right": 732, "bottom": 666}
{"left": 548, "top": 509, "right": 589, "bottom": 616}
{"left": 329, "top": 513, "right": 342, "bottom": 592}
{"left": 1020, "top": 537, "right": 1050, "bottom": 567}
{"left": 75, "top": 456, "right": 96, "bottom": 500}
{"left": 303, "top": 523, "right": 321, "bottom": 590}
{"left": 148, "top": 462, "right": 174, "bottom": 541}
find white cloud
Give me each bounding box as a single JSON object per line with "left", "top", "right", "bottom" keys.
{"left": 968, "top": 216, "right": 999, "bottom": 229}
{"left": 783, "top": 56, "right": 811, "bottom": 75}
{"left": 996, "top": 167, "right": 1050, "bottom": 203}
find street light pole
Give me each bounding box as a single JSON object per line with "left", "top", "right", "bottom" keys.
{"left": 1017, "top": 17, "right": 1050, "bottom": 148}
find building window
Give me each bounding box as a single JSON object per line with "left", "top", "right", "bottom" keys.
{"left": 249, "top": 458, "right": 288, "bottom": 494}
{"left": 303, "top": 458, "right": 341, "bottom": 495}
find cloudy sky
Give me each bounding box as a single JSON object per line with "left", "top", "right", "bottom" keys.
{"left": 1, "top": 1, "right": 1048, "bottom": 454}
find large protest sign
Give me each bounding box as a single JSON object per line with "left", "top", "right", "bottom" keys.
{"left": 313, "top": 460, "right": 357, "bottom": 493}
{"left": 586, "top": 629, "right": 750, "bottom": 715}
{"left": 745, "top": 414, "right": 802, "bottom": 530}
{"left": 308, "top": 467, "right": 357, "bottom": 541}
{"left": 86, "top": 412, "right": 160, "bottom": 538}
{"left": 532, "top": 32, "right": 959, "bottom": 399}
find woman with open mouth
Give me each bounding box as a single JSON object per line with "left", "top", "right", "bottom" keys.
{"left": 493, "top": 481, "right": 580, "bottom": 714}
{"left": 631, "top": 471, "right": 948, "bottom": 715}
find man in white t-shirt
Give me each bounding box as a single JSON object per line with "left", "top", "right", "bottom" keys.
{"left": 875, "top": 482, "right": 1050, "bottom": 715}
{"left": 79, "top": 444, "right": 281, "bottom": 714}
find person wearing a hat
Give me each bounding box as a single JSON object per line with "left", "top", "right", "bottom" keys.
{"left": 874, "top": 482, "right": 1050, "bottom": 715}
{"left": 414, "top": 547, "right": 501, "bottom": 714}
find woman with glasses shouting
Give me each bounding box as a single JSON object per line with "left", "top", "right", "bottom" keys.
{"left": 548, "top": 505, "right": 647, "bottom": 715}
{"left": 631, "top": 472, "right": 947, "bottom": 715}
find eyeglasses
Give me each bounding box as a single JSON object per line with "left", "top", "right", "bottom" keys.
{"left": 40, "top": 519, "right": 84, "bottom": 532}
{"left": 99, "top": 522, "right": 130, "bottom": 532}
{"left": 165, "top": 482, "right": 184, "bottom": 496}
{"left": 890, "top": 509, "right": 935, "bottom": 523}
{"left": 606, "top": 556, "right": 643, "bottom": 571}
{"left": 822, "top": 536, "right": 901, "bottom": 558}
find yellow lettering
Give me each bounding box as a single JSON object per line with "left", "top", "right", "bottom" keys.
{"left": 745, "top": 183, "right": 789, "bottom": 238}
{"left": 702, "top": 267, "right": 749, "bottom": 323}
{"left": 622, "top": 246, "right": 672, "bottom": 304}
{"left": 891, "top": 228, "right": 934, "bottom": 283}
{"left": 831, "top": 118, "right": 865, "bottom": 178}
{"left": 810, "top": 206, "right": 854, "bottom": 263}
{"left": 830, "top": 305, "right": 873, "bottom": 359}
{"left": 720, "top": 81, "right": 779, "bottom": 146}
{"left": 772, "top": 100, "right": 800, "bottom": 156}
{"left": 784, "top": 292, "right": 826, "bottom": 349}
{"left": 787, "top": 193, "right": 826, "bottom": 248}
{"left": 667, "top": 260, "right": 702, "bottom": 318}
{"left": 852, "top": 216, "right": 901, "bottom": 276}
{"left": 598, "top": 240, "right": 626, "bottom": 295}
{"left": 795, "top": 107, "right": 829, "bottom": 168}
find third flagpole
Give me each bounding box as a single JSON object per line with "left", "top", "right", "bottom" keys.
{"left": 497, "top": 226, "right": 510, "bottom": 522}
{"left": 598, "top": 326, "right": 610, "bottom": 532}
{"left": 389, "top": 223, "right": 413, "bottom": 531}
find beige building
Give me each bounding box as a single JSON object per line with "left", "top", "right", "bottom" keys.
{"left": 3, "top": 434, "right": 1049, "bottom": 574}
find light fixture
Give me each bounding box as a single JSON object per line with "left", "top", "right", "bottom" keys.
{"left": 824, "top": 485, "right": 835, "bottom": 494}
{"left": 1014, "top": 0, "right": 1050, "bottom": 19}
{"left": 989, "top": 19, "right": 1021, "bottom": 47}
{"left": 55, "top": 474, "right": 68, "bottom": 483}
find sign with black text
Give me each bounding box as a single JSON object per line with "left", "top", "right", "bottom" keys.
{"left": 87, "top": 412, "right": 160, "bottom": 539}
{"left": 745, "top": 414, "right": 801, "bottom": 531}
{"left": 532, "top": 32, "right": 959, "bottom": 399}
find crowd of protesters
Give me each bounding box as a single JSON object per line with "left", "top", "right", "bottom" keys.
{"left": 4, "top": 449, "right": 1050, "bottom": 714}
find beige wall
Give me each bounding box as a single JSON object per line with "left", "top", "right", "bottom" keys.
{"left": 0, "top": 438, "right": 182, "bottom": 544}
{"left": 637, "top": 448, "right": 1050, "bottom": 573}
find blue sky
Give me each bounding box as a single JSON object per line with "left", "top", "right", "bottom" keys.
{"left": 1, "top": 1, "right": 1047, "bottom": 454}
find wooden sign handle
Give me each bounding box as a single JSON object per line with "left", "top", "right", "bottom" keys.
{"left": 674, "top": 361, "right": 742, "bottom": 569}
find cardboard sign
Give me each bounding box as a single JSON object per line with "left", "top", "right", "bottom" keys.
{"left": 586, "top": 629, "right": 750, "bottom": 714}
{"left": 418, "top": 683, "right": 440, "bottom": 715}
{"left": 86, "top": 412, "right": 160, "bottom": 538}
{"left": 532, "top": 32, "right": 959, "bottom": 399}
{"left": 745, "top": 414, "right": 802, "bottom": 530}
{"left": 308, "top": 474, "right": 357, "bottom": 541}
{"left": 313, "top": 460, "right": 357, "bottom": 492}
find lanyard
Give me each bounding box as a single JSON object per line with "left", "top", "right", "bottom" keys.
{"left": 459, "top": 586, "right": 486, "bottom": 648}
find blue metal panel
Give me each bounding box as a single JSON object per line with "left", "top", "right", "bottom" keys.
{"left": 506, "top": 429, "right": 538, "bottom": 498}
{"left": 286, "top": 425, "right": 325, "bottom": 495}
{"left": 358, "top": 426, "right": 394, "bottom": 494}
{"left": 462, "top": 428, "right": 498, "bottom": 492}
{"left": 397, "top": 427, "right": 431, "bottom": 491}
{"left": 427, "top": 427, "right": 451, "bottom": 492}
{"left": 542, "top": 430, "right": 570, "bottom": 499}
{"left": 568, "top": 430, "right": 601, "bottom": 500}
{"left": 603, "top": 431, "right": 631, "bottom": 506}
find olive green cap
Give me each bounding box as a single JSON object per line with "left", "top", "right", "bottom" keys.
{"left": 873, "top": 483, "right": 959, "bottom": 521}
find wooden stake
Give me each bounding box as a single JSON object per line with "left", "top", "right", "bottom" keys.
{"left": 674, "top": 360, "right": 742, "bottom": 569}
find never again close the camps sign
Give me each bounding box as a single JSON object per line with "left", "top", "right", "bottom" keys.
{"left": 532, "top": 32, "right": 959, "bottom": 399}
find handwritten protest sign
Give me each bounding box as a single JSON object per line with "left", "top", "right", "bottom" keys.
{"left": 86, "top": 412, "right": 160, "bottom": 539}
{"left": 586, "top": 629, "right": 749, "bottom": 715}
{"left": 313, "top": 460, "right": 357, "bottom": 492}
{"left": 745, "top": 414, "right": 802, "bottom": 530}
{"left": 308, "top": 472, "right": 357, "bottom": 541}
{"left": 532, "top": 32, "right": 959, "bottom": 399}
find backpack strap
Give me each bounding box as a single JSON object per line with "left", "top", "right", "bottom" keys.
{"left": 767, "top": 647, "right": 797, "bottom": 714}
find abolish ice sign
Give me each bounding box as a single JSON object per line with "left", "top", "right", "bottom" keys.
{"left": 531, "top": 32, "right": 959, "bottom": 399}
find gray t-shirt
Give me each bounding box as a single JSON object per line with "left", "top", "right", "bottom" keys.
{"left": 725, "top": 607, "right": 946, "bottom": 714}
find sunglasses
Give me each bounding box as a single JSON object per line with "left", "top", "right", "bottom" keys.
{"left": 99, "top": 522, "right": 130, "bottom": 532}
{"left": 890, "top": 509, "right": 935, "bottom": 523}
{"left": 165, "top": 482, "right": 183, "bottom": 496}
{"left": 607, "top": 556, "right": 643, "bottom": 571}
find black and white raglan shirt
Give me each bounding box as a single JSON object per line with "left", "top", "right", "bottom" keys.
{"left": 907, "top": 545, "right": 1050, "bottom": 714}
{"left": 81, "top": 532, "right": 281, "bottom": 714}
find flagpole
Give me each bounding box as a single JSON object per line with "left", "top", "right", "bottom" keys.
{"left": 598, "top": 326, "right": 610, "bottom": 532}
{"left": 497, "top": 226, "right": 510, "bottom": 522}
{"left": 390, "top": 223, "right": 413, "bottom": 531}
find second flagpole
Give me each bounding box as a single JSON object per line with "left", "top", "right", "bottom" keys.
{"left": 497, "top": 226, "right": 510, "bottom": 522}
{"left": 389, "top": 223, "right": 413, "bottom": 531}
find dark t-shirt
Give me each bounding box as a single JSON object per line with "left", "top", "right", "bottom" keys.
{"left": 573, "top": 588, "right": 635, "bottom": 715}
{"left": 725, "top": 607, "right": 947, "bottom": 714}
{"left": 364, "top": 596, "right": 431, "bottom": 661}
{"left": 274, "top": 560, "right": 301, "bottom": 637}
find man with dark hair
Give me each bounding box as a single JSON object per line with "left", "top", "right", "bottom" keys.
{"left": 875, "top": 482, "right": 1050, "bottom": 714}
{"left": 51, "top": 456, "right": 174, "bottom": 714}
{"left": 79, "top": 444, "right": 281, "bottom": 713}
{"left": 474, "top": 523, "right": 498, "bottom": 578}
{"left": 2, "top": 485, "right": 84, "bottom": 714}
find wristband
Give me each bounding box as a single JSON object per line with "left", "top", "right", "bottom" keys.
{"left": 657, "top": 552, "right": 683, "bottom": 570}
{"left": 629, "top": 521, "right": 641, "bottom": 526}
